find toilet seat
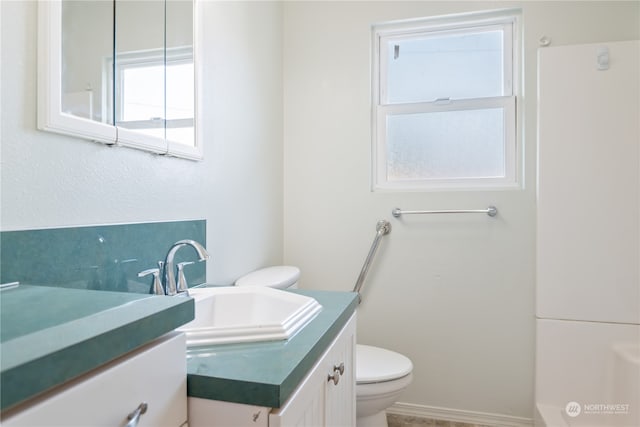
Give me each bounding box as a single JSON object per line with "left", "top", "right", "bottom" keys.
{"left": 356, "top": 344, "right": 413, "bottom": 384}
{"left": 235, "top": 266, "right": 300, "bottom": 289}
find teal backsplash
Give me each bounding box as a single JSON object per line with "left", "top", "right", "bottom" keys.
{"left": 0, "top": 220, "right": 206, "bottom": 294}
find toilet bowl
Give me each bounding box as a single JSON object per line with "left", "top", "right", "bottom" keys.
{"left": 235, "top": 266, "right": 414, "bottom": 427}
{"left": 355, "top": 344, "right": 413, "bottom": 427}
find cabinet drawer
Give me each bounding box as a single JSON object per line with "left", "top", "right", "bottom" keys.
{"left": 2, "top": 332, "right": 187, "bottom": 427}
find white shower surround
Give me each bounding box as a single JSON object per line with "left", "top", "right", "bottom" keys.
{"left": 536, "top": 40, "right": 640, "bottom": 427}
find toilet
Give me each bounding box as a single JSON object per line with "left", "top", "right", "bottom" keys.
{"left": 235, "top": 266, "right": 413, "bottom": 427}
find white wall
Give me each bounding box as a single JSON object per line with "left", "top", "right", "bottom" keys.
{"left": 0, "top": 0, "right": 284, "bottom": 285}
{"left": 282, "top": 0, "right": 640, "bottom": 421}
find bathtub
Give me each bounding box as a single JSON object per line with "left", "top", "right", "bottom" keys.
{"left": 535, "top": 319, "right": 639, "bottom": 427}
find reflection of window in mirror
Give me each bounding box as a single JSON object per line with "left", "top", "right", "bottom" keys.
{"left": 110, "top": 48, "right": 194, "bottom": 147}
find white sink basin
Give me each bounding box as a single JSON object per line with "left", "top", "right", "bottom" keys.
{"left": 178, "top": 286, "right": 322, "bottom": 346}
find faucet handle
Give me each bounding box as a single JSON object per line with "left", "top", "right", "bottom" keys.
{"left": 176, "top": 261, "right": 195, "bottom": 295}
{"left": 138, "top": 268, "right": 164, "bottom": 295}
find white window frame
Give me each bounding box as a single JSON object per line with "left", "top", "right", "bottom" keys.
{"left": 371, "top": 10, "right": 521, "bottom": 191}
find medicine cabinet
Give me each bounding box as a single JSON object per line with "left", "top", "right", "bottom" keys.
{"left": 37, "top": 0, "right": 203, "bottom": 160}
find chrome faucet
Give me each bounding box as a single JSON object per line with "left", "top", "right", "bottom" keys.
{"left": 161, "top": 240, "right": 209, "bottom": 296}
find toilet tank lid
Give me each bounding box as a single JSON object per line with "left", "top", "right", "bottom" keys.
{"left": 356, "top": 344, "right": 413, "bottom": 384}
{"left": 235, "top": 266, "right": 301, "bottom": 289}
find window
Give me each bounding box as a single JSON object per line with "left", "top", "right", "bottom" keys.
{"left": 372, "top": 11, "right": 520, "bottom": 190}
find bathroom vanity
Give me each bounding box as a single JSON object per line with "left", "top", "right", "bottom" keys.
{"left": 0, "top": 285, "right": 194, "bottom": 426}
{"left": 187, "top": 290, "right": 358, "bottom": 427}
{"left": 0, "top": 285, "right": 358, "bottom": 427}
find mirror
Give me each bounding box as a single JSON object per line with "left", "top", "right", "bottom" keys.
{"left": 61, "top": 1, "right": 112, "bottom": 124}
{"left": 38, "top": 0, "right": 202, "bottom": 160}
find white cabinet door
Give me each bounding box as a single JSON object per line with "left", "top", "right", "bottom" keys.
{"left": 268, "top": 363, "right": 327, "bottom": 427}
{"left": 324, "top": 314, "right": 356, "bottom": 427}
{"left": 270, "top": 313, "right": 356, "bottom": 427}
{"left": 2, "top": 332, "right": 187, "bottom": 427}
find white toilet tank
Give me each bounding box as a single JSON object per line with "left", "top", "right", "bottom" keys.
{"left": 234, "top": 266, "right": 300, "bottom": 289}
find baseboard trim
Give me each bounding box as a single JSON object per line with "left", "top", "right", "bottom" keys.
{"left": 387, "top": 402, "right": 534, "bottom": 427}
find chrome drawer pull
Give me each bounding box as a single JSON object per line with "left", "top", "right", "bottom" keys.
{"left": 334, "top": 362, "right": 345, "bottom": 375}
{"left": 126, "top": 402, "right": 148, "bottom": 427}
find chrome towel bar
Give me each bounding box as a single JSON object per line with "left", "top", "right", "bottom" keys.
{"left": 392, "top": 206, "right": 498, "bottom": 218}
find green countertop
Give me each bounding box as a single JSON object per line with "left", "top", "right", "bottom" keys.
{"left": 0, "top": 284, "right": 194, "bottom": 411}
{"left": 186, "top": 289, "right": 359, "bottom": 408}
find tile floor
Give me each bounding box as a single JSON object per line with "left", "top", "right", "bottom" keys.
{"left": 387, "top": 413, "right": 494, "bottom": 427}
